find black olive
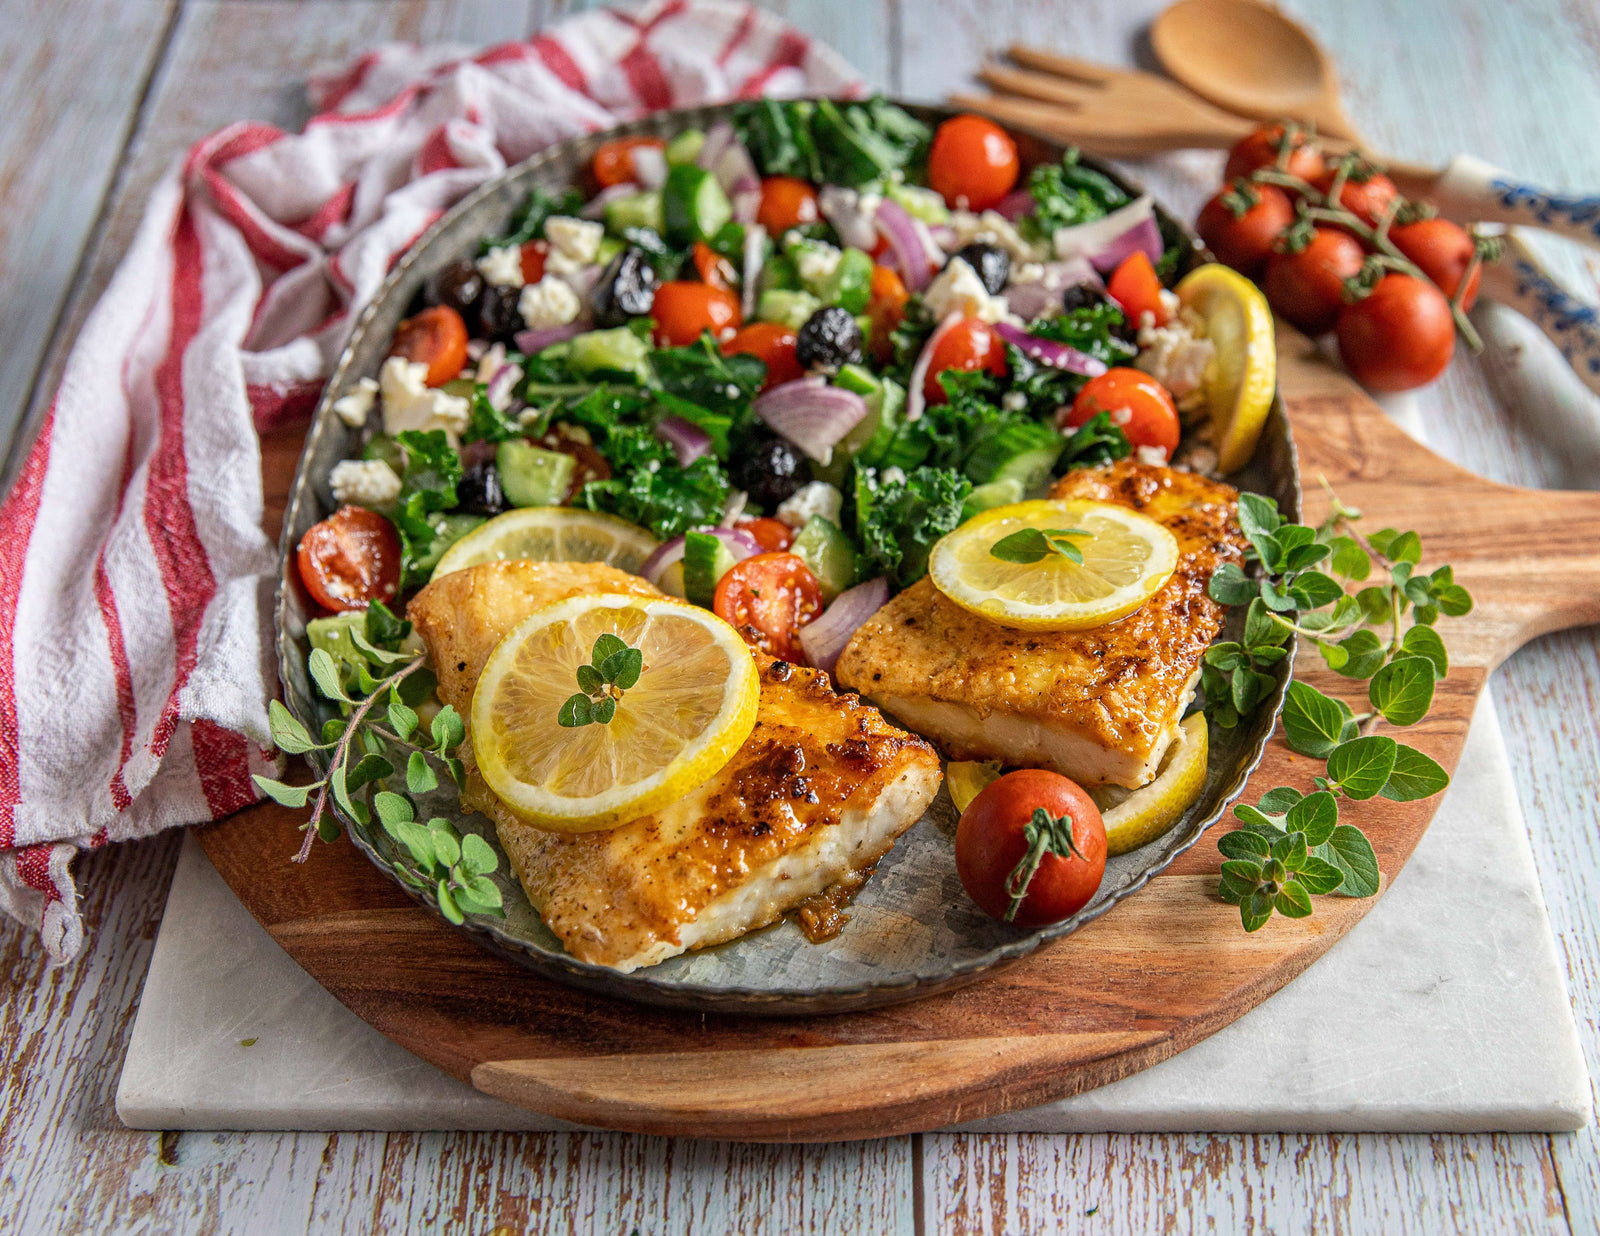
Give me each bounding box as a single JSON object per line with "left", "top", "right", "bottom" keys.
{"left": 1061, "top": 281, "right": 1139, "bottom": 344}
{"left": 952, "top": 242, "right": 1010, "bottom": 295}
{"left": 431, "top": 258, "right": 485, "bottom": 330}
{"left": 455, "top": 461, "right": 506, "bottom": 516}
{"left": 728, "top": 432, "right": 811, "bottom": 510}
{"left": 795, "top": 306, "right": 863, "bottom": 372}
{"left": 592, "top": 247, "right": 659, "bottom": 327}
{"left": 477, "top": 284, "right": 525, "bottom": 344}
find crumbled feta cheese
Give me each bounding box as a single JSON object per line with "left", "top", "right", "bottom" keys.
{"left": 794, "top": 240, "right": 843, "bottom": 286}
{"left": 1011, "top": 262, "right": 1045, "bottom": 285}
{"left": 1134, "top": 312, "right": 1216, "bottom": 407}
{"left": 923, "top": 257, "right": 1009, "bottom": 323}
{"left": 881, "top": 466, "right": 907, "bottom": 486}
{"left": 331, "top": 377, "right": 378, "bottom": 427}
{"left": 518, "top": 275, "right": 582, "bottom": 330}
{"left": 1108, "top": 405, "right": 1134, "bottom": 427}
{"left": 476, "top": 343, "right": 508, "bottom": 386}
{"left": 949, "top": 209, "right": 1046, "bottom": 264}
{"left": 1158, "top": 289, "right": 1181, "bottom": 318}
{"left": 476, "top": 245, "right": 524, "bottom": 288}
{"left": 544, "top": 216, "right": 604, "bottom": 265}
{"left": 776, "top": 481, "right": 844, "bottom": 529}
{"left": 1135, "top": 444, "right": 1171, "bottom": 466}
{"left": 329, "top": 458, "right": 401, "bottom": 508}
{"left": 378, "top": 356, "right": 471, "bottom": 442}
{"left": 817, "top": 186, "right": 880, "bottom": 250}
{"left": 1001, "top": 391, "right": 1028, "bottom": 412}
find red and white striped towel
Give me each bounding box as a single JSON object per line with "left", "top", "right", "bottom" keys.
{"left": 0, "top": 1, "right": 862, "bottom": 964}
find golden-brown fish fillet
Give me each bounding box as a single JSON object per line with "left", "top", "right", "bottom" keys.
{"left": 834, "top": 461, "right": 1245, "bottom": 788}
{"left": 408, "top": 561, "right": 942, "bottom": 972}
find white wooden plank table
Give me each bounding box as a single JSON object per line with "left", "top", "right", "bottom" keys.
{"left": 0, "top": 0, "right": 1595, "bottom": 1231}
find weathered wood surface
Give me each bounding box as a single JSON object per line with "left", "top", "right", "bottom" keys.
{"left": 0, "top": 0, "right": 1595, "bottom": 1230}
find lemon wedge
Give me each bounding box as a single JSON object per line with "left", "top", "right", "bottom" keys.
{"left": 1175, "top": 263, "right": 1276, "bottom": 474}
{"left": 471, "top": 594, "right": 759, "bottom": 832}
{"left": 947, "top": 760, "right": 1002, "bottom": 813}
{"left": 928, "top": 499, "right": 1179, "bottom": 631}
{"left": 433, "top": 507, "right": 658, "bottom": 580}
{"left": 1092, "top": 713, "right": 1209, "bottom": 856}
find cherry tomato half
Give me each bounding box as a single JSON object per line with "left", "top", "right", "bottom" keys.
{"left": 868, "top": 263, "right": 910, "bottom": 360}
{"left": 1337, "top": 273, "right": 1456, "bottom": 393}
{"left": 928, "top": 114, "right": 1020, "bottom": 211}
{"left": 651, "top": 281, "right": 743, "bottom": 347}
{"left": 923, "top": 316, "right": 1008, "bottom": 404}
{"left": 954, "top": 769, "right": 1107, "bottom": 927}
{"left": 712, "top": 552, "right": 823, "bottom": 662}
{"left": 1390, "top": 218, "right": 1481, "bottom": 311}
{"left": 1064, "top": 368, "right": 1181, "bottom": 460}
{"left": 1196, "top": 182, "right": 1295, "bottom": 278}
{"left": 388, "top": 305, "right": 469, "bottom": 387}
{"left": 1314, "top": 166, "right": 1399, "bottom": 227}
{"left": 592, "top": 136, "right": 664, "bottom": 189}
{"left": 1105, "top": 251, "right": 1170, "bottom": 328}
{"left": 1223, "top": 123, "right": 1326, "bottom": 184}
{"left": 296, "top": 505, "right": 402, "bottom": 613}
{"left": 1261, "top": 227, "right": 1367, "bottom": 335}
{"left": 721, "top": 321, "right": 803, "bottom": 389}
{"left": 757, "top": 176, "right": 821, "bottom": 236}
{"left": 735, "top": 517, "right": 796, "bottom": 553}
{"left": 692, "top": 240, "right": 738, "bottom": 291}
{"left": 520, "top": 239, "right": 548, "bottom": 285}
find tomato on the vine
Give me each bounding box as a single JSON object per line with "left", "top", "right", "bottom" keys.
{"left": 1314, "top": 166, "right": 1399, "bottom": 227}
{"left": 592, "top": 136, "right": 664, "bottom": 188}
{"left": 954, "top": 769, "right": 1107, "bottom": 927}
{"left": 735, "top": 517, "right": 795, "bottom": 554}
{"left": 1337, "top": 273, "right": 1456, "bottom": 392}
{"left": 1262, "top": 227, "right": 1367, "bottom": 335}
{"left": 1063, "top": 368, "right": 1181, "bottom": 460}
{"left": 927, "top": 114, "right": 1020, "bottom": 211}
{"left": 756, "top": 176, "right": 820, "bottom": 235}
{"left": 1196, "top": 182, "right": 1295, "bottom": 277}
{"left": 296, "top": 506, "right": 402, "bottom": 612}
{"left": 722, "top": 321, "right": 802, "bottom": 389}
{"left": 923, "top": 316, "right": 1008, "bottom": 403}
{"left": 1390, "top": 218, "right": 1481, "bottom": 311}
{"left": 1105, "top": 251, "right": 1170, "bottom": 328}
{"left": 651, "top": 281, "right": 742, "bottom": 346}
{"left": 389, "top": 305, "right": 469, "bottom": 386}
{"left": 712, "top": 552, "right": 823, "bottom": 662}
{"left": 1223, "top": 123, "right": 1326, "bottom": 184}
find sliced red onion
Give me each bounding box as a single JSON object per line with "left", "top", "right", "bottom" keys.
{"left": 579, "top": 183, "right": 640, "bottom": 220}
{"left": 562, "top": 264, "right": 604, "bottom": 302}
{"left": 719, "top": 489, "right": 749, "bottom": 527}
{"left": 1089, "top": 215, "right": 1163, "bottom": 276}
{"left": 993, "top": 321, "right": 1108, "bottom": 377}
{"left": 631, "top": 146, "right": 667, "bottom": 190}
{"left": 995, "top": 189, "right": 1035, "bottom": 221}
{"left": 1003, "top": 281, "right": 1062, "bottom": 322}
{"left": 797, "top": 577, "right": 889, "bottom": 676}
{"left": 1051, "top": 195, "right": 1159, "bottom": 272}
{"left": 928, "top": 224, "right": 958, "bottom": 251}
{"left": 732, "top": 179, "right": 762, "bottom": 227}
{"left": 639, "top": 526, "right": 763, "bottom": 587}
{"left": 905, "top": 313, "right": 966, "bottom": 424}
{"left": 486, "top": 360, "right": 524, "bottom": 410}
{"left": 818, "top": 185, "right": 879, "bottom": 251}
{"left": 514, "top": 322, "right": 582, "bottom": 353}
{"left": 466, "top": 338, "right": 488, "bottom": 362}
{"left": 875, "top": 197, "right": 938, "bottom": 293}
{"left": 741, "top": 224, "right": 767, "bottom": 321}
{"left": 696, "top": 121, "right": 735, "bottom": 173}
{"left": 655, "top": 416, "right": 712, "bottom": 467}
{"left": 753, "top": 377, "right": 869, "bottom": 464}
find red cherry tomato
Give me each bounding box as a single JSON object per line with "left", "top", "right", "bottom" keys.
{"left": 923, "top": 317, "right": 1008, "bottom": 403}
{"left": 1390, "top": 218, "right": 1481, "bottom": 311}
{"left": 388, "top": 305, "right": 469, "bottom": 387}
{"left": 868, "top": 263, "right": 910, "bottom": 360}
{"left": 296, "top": 506, "right": 402, "bottom": 613}
{"left": 1064, "top": 368, "right": 1181, "bottom": 460}
{"left": 712, "top": 553, "right": 823, "bottom": 662}
{"left": 1337, "top": 273, "right": 1456, "bottom": 392}
{"left": 954, "top": 769, "right": 1107, "bottom": 927}
{"left": 735, "top": 517, "right": 796, "bottom": 553}
{"left": 1262, "top": 227, "right": 1367, "bottom": 335}
{"left": 721, "top": 321, "right": 803, "bottom": 389}
{"left": 651, "top": 281, "right": 743, "bottom": 347}
{"left": 1196, "top": 182, "right": 1296, "bottom": 277}
{"left": 1313, "top": 166, "right": 1399, "bottom": 227}
{"left": 928, "top": 114, "right": 1020, "bottom": 211}
{"left": 756, "top": 176, "right": 821, "bottom": 235}
{"left": 592, "top": 136, "right": 664, "bottom": 189}
{"left": 692, "top": 240, "right": 738, "bottom": 291}
{"left": 1105, "top": 251, "right": 1170, "bottom": 328}
{"left": 1223, "top": 123, "right": 1326, "bottom": 184}
{"left": 519, "top": 239, "right": 548, "bottom": 285}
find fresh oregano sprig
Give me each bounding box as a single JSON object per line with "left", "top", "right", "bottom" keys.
{"left": 559, "top": 633, "right": 644, "bottom": 727}
{"left": 370, "top": 789, "right": 503, "bottom": 923}
{"left": 989, "top": 526, "right": 1091, "bottom": 566}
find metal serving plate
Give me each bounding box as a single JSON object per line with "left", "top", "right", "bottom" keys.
{"left": 276, "top": 101, "right": 1299, "bottom": 1016}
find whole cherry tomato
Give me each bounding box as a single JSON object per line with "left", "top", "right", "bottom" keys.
{"left": 928, "top": 114, "right": 1020, "bottom": 211}
{"left": 1196, "top": 182, "right": 1296, "bottom": 278}
{"left": 735, "top": 517, "right": 796, "bottom": 553}
{"left": 651, "top": 281, "right": 742, "bottom": 347}
{"left": 1063, "top": 368, "right": 1181, "bottom": 461}
{"left": 388, "top": 305, "right": 469, "bottom": 386}
{"left": 592, "top": 136, "right": 664, "bottom": 189}
{"left": 923, "top": 317, "right": 1008, "bottom": 403}
{"left": 1105, "top": 251, "right": 1170, "bottom": 328}
{"left": 1390, "top": 218, "right": 1481, "bottom": 311}
{"left": 756, "top": 176, "right": 821, "bottom": 236}
{"left": 1314, "top": 165, "right": 1399, "bottom": 227}
{"left": 692, "top": 240, "right": 738, "bottom": 291}
{"left": 712, "top": 552, "right": 823, "bottom": 662}
{"left": 721, "top": 321, "right": 803, "bottom": 389}
{"left": 519, "top": 239, "right": 548, "bottom": 285}
{"left": 1337, "top": 273, "right": 1456, "bottom": 392}
{"left": 1223, "top": 123, "right": 1326, "bottom": 184}
{"left": 1261, "top": 227, "right": 1367, "bottom": 335}
{"left": 955, "top": 769, "right": 1107, "bottom": 927}
{"left": 296, "top": 506, "right": 402, "bottom": 613}
{"left": 867, "top": 263, "right": 910, "bottom": 360}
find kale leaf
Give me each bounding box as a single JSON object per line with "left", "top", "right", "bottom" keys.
{"left": 737, "top": 96, "right": 930, "bottom": 187}
{"left": 491, "top": 184, "right": 586, "bottom": 252}
{"left": 390, "top": 430, "right": 463, "bottom": 587}
{"left": 650, "top": 332, "right": 767, "bottom": 414}
{"left": 580, "top": 456, "right": 732, "bottom": 540}
{"left": 852, "top": 465, "right": 972, "bottom": 589}
{"left": 1058, "top": 410, "right": 1132, "bottom": 471}
{"left": 1022, "top": 150, "right": 1131, "bottom": 240}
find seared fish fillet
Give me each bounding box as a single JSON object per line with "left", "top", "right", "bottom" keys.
{"left": 835, "top": 462, "right": 1245, "bottom": 788}
{"left": 408, "top": 561, "right": 942, "bottom": 972}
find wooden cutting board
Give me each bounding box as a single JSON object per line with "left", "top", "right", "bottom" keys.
{"left": 199, "top": 326, "right": 1600, "bottom": 1142}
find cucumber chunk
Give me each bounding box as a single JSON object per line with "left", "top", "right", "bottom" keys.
{"left": 566, "top": 327, "right": 652, "bottom": 381}
{"left": 682, "top": 530, "right": 736, "bottom": 608}
{"left": 361, "top": 434, "right": 405, "bottom": 474}
{"left": 757, "top": 288, "right": 823, "bottom": 329}
{"left": 663, "top": 164, "right": 733, "bottom": 247}
{"left": 819, "top": 248, "right": 874, "bottom": 314}
{"left": 789, "top": 516, "right": 857, "bottom": 602}
{"left": 964, "top": 420, "right": 1065, "bottom": 496}
{"left": 497, "top": 441, "right": 576, "bottom": 508}
{"left": 605, "top": 190, "right": 664, "bottom": 236}
{"left": 408, "top": 512, "right": 486, "bottom": 578}
{"left": 664, "top": 129, "right": 706, "bottom": 167}
{"left": 961, "top": 478, "right": 1025, "bottom": 521}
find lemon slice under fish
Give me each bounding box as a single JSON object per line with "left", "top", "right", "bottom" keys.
{"left": 433, "top": 507, "right": 657, "bottom": 581}
{"left": 1092, "top": 713, "right": 1209, "bottom": 856}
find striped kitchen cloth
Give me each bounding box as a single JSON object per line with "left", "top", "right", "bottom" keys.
{"left": 0, "top": 0, "right": 861, "bottom": 963}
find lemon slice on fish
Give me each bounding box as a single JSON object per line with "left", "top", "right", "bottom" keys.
{"left": 1092, "top": 713, "right": 1209, "bottom": 855}
{"left": 471, "top": 594, "right": 759, "bottom": 833}
{"left": 929, "top": 499, "right": 1179, "bottom": 631}
{"left": 433, "top": 507, "right": 657, "bottom": 580}
{"left": 1175, "top": 263, "right": 1276, "bottom": 474}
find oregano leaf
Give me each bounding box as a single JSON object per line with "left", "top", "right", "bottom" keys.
{"left": 1381, "top": 744, "right": 1450, "bottom": 802}
{"left": 459, "top": 832, "right": 498, "bottom": 877}
{"left": 1316, "top": 824, "right": 1380, "bottom": 897}
{"left": 1281, "top": 681, "right": 1353, "bottom": 759}
{"left": 268, "top": 700, "right": 318, "bottom": 754}
{"left": 406, "top": 750, "right": 438, "bottom": 794}
{"left": 253, "top": 776, "right": 311, "bottom": 809}
{"left": 308, "top": 648, "right": 351, "bottom": 703}
{"left": 1369, "top": 655, "right": 1436, "bottom": 726}
{"left": 1326, "top": 735, "right": 1398, "bottom": 799}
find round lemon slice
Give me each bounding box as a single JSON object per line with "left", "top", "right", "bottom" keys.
{"left": 947, "top": 760, "right": 1002, "bottom": 814}
{"left": 1175, "top": 263, "right": 1276, "bottom": 474}
{"left": 433, "top": 507, "right": 658, "bottom": 580}
{"left": 471, "top": 594, "right": 759, "bottom": 832}
{"left": 1092, "top": 713, "right": 1209, "bottom": 856}
{"left": 929, "top": 499, "right": 1180, "bottom": 631}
